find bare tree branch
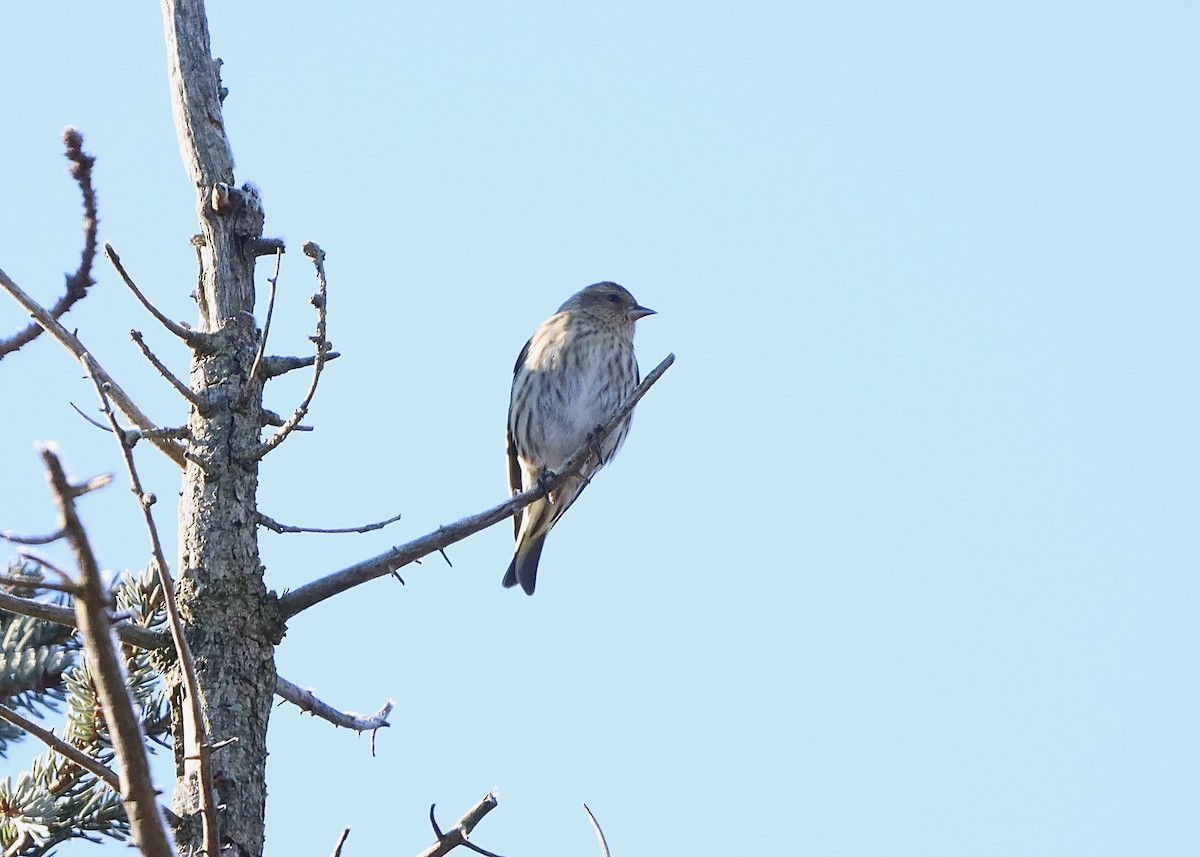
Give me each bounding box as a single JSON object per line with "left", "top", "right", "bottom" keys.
{"left": 0, "top": 129, "right": 99, "bottom": 359}
{"left": 253, "top": 241, "right": 332, "bottom": 459}
{"left": 583, "top": 805, "right": 611, "bottom": 857}
{"left": 274, "top": 675, "right": 393, "bottom": 734}
{"left": 260, "top": 350, "right": 341, "bottom": 378}
{"left": 0, "top": 588, "right": 167, "bottom": 649}
{"left": 81, "top": 350, "right": 221, "bottom": 857}
{"left": 105, "top": 242, "right": 204, "bottom": 344}
{"left": 0, "top": 527, "right": 64, "bottom": 546}
{"left": 246, "top": 247, "right": 283, "bottom": 387}
{"left": 417, "top": 792, "right": 502, "bottom": 857}
{"left": 329, "top": 827, "right": 351, "bottom": 857}
{"left": 256, "top": 510, "right": 403, "bottom": 535}
{"left": 0, "top": 701, "right": 122, "bottom": 791}
{"left": 131, "top": 329, "right": 206, "bottom": 409}
{"left": 0, "top": 573, "right": 78, "bottom": 594}
{"left": 40, "top": 447, "right": 175, "bottom": 857}
{"left": 0, "top": 274, "right": 187, "bottom": 467}
{"left": 279, "top": 353, "right": 675, "bottom": 620}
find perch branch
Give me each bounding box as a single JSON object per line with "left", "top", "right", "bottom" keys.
{"left": 131, "top": 329, "right": 206, "bottom": 409}
{"left": 256, "top": 510, "right": 403, "bottom": 535}
{"left": 0, "top": 702, "right": 122, "bottom": 791}
{"left": 417, "top": 792, "right": 502, "bottom": 857}
{"left": 0, "top": 275, "right": 187, "bottom": 467}
{"left": 274, "top": 675, "right": 393, "bottom": 734}
{"left": 81, "top": 351, "right": 220, "bottom": 857}
{"left": 279, "top": 353, "right": 674, "bottom": 620}
{"left": 40, "top": 448, "right": 175, "bottom": 857}
{"left": 0, "top": 129, "right": 99, "bottom": 359}
{"left": 253, "top": 241, "right": 331, "bottom": 459}
{"left": 105, "top": 243, "right": 203, "bottom": 344}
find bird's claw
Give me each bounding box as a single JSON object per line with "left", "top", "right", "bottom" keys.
{"left": 536, "top": 469, "right": 558, "bottom": 503}
{"left": 587, "top": 425, "right": 607, "bottom": 465}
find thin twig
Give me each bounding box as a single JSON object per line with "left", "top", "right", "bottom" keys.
{"left": 280, "top": 353, "right": 675, "bottom": 620}
{"left": 0, "top": 274, "right": 186, "bottom": 467}
{"left": 0, "top": 702, "right": 121, "bottom": 791}
{"left": 330, "top": 827, "right": 351, "bottom": 857}
{"left": 80, "top": 351, "right": 220, "bottom": 857}
{"left": 0, "top": 527, "right": 64, "bottom": 546}
{"left": 583, "top": 805, "right": 611, "bottom": 857}
{"left": 130, "top": 329, "right": 205, "bottom": 408}
{"left": 105, "top": 243, "right": 203, "bottom": 344}
{"left": 0, "top": 574, "right": 78, "bottom": 594}
{"left": 256, "top": 510, "right": 403, "bottom": 535}
{"left": 70, "top": 401, "right": 115, "bottom": 432}
{"left": 40, "top": 448, "right": 175, "bottom": 857}
{"left": 246, "top": 247, "right": 282, "bottom": 387}
{"left": 0, "top": 588, "right": 166, "bottom": 649}
{"left": 253, "top": 242, "right": 331, "bottom": 459}
{"left": 274, "top": 675, "right": 393, "bottom": 733}
{"left": 16, "top": 551, "right": 76, "bottom": 587}
{"left": 417, "top": 792, "right": 502, "bottom": 857}
{"left": 0, "top": 129, "right": 99, "bottom": 359}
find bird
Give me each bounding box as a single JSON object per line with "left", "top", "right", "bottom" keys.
{"left": 503, "top": 282, "right": 655, "bottom": 595}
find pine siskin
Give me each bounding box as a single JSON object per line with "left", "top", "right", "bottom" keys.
{"left": 503, "top": 282, "right": 656, "bottom": 595}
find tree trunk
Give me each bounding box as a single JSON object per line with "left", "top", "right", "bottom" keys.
{"left": 162, "top": 2, "right": 279, "bottom": 854}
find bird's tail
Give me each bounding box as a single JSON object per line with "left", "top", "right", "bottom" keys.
{"left": 502, "top": 530, "right": 547, "bottom": 596}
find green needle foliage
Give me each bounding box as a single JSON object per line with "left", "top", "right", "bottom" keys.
{"left": 1, "top": 563, "right": 170, "bottom": 856}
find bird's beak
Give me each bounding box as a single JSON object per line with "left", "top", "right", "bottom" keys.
{"left": 629, "top": 304, "right": 656, "bottom": 321}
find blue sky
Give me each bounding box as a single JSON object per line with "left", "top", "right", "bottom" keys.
{"left": 2, "top": 2, "right": 1197, "bottom": 855}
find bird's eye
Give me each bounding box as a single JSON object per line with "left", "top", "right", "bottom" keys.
{"left": 607, "top": 294, "right": 622, "bottom": 304}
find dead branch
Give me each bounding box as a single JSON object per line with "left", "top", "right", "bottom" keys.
{"left": 0, "top": 701, "right": 122, "bottom": 791}
{"left": 0, "top": 274, "right": 187, "bottom": 467}
{"left": 274, "top": 675, "right": 393, "bottom": 734}
{"left": 0, "top": 129, "right": 99, "bottom": 359}
{"left": 417, "top": 792, "right": 502, "bottom": 857}
{"left": 260, "top": 350, "right": 342, "bottom": 378}
{"left": 330, "top": 827, "right": 351, "bottom": 857}
{"left": 0, "top": 588, "right": 167, "bottom": 649}
{"left": 0, "top": 573, "right": 78, "bottom": 594}
{"left": 279, "top": 353, "right": 675, "bottom": 620}
{"left": 583, "top": 805, "right": 611, "bottom": 857}
{"left": 81, "top": 350, "right": 221, "bottom": 857}
{"left": 40, "top": 447, "right": 175, "bottom": 857}
{"left": 105, "top": 242, "right": 204, "bottom": 344}
{"left": 256, "top": 510, "right": 403, "bottom": 535}
{"left": 246, "top": 246, "right": 283, "bottom": 386}
{"left": 131, "top": 329, "right": 206, "bottom": 409}
{"left": 0, "top": 527, "right": 63, "bottom": 546}
{"left": 253, "top": 241, "right": 332, "bottom": 459}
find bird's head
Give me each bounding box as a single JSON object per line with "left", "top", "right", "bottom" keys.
{"left": 563, "top": 281, "right": 656, "bottom": 325}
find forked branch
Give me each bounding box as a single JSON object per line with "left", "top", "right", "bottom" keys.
{"left": 0, "top": 276, "right": 187, "bottom": 467}
{"left": 417, "top": 792, "right": 502, "bottom": 857}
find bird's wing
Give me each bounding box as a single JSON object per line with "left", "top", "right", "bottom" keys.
{"left": 506, "top": 427, "right": 522, "bottom": 538}
{"left": 507, "top": 337, "right": 533, "bottom": 538}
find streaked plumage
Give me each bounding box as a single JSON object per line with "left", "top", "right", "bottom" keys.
{"left": 503, "top": 282, "right": 655, "bottom": 595}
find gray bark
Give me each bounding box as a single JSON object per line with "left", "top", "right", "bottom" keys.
{"left": 162, "top": 1, "right": 280, "bottom": 854}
